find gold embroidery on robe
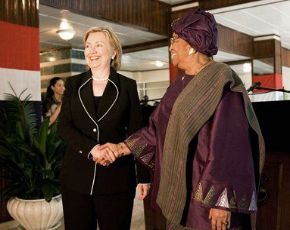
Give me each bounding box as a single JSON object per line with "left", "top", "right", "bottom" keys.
{"left": 192, "top": 184, "right": 256, "bottom": 211}
{"left": 203, "top": 186, "right": 215, "bottom": 206}
{"left": 193, "top": 183, "right": 203, "bottom": 201}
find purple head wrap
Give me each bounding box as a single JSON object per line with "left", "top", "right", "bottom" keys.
{"left": 171, "top": 8, "right": 218, "bottom": 56}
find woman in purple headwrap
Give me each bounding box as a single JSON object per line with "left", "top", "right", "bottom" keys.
{"left": 95, "top": 8, "right": 265, "bottom": 230}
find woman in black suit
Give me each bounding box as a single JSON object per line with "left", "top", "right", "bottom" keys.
{"left": 59, "top": 27, "right": 150, "bottom": 230}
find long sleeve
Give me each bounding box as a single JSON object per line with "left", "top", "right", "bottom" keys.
{"left": 192, "top": 90, "right": 257, "bottom": 213}
{"left": 125, "top": 76, "right": 191, "bottom": 171}
{"left": 125, "top": 105, "right": 159, "bottom": 170}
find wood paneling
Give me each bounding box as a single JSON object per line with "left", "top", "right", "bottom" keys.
{"left": 0, "top": 0, "right": 38, "bottom": 27}
{"left": 254, "top": 39, "right": 282, "bottom": 73}
{"left": 40, "top": 0, "right": 170, "bottom": 35}
{"left": 218, "top": 24, "right": 253, "bottom": 57}
{"left": 275, "top": 40, "right": 282, "bottom": 74}
{"left": 199, "top": 0, "right": 261, "bottom": 10}
{"left": 282, "top": 48, "right": 290, "bottom": 68}
{"left": 253, "top": 101, "right": 290, "bottom": 230}
{"left": 254, "top": 39, "right": 275, "bottom": 59}
{"left": 257, "top": 152, "right": 290, "bottom": 230}
{"left": 257, "top": 159, "right": 283, "bottom": 230}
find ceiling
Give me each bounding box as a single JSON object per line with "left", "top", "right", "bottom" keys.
{"left": 39, "top": 0, "right": 290, "bottom": 72}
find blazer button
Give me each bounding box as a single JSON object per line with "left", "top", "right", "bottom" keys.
{"left": 93, "top": 128, "right": 97, "bottom": 132}
{"left": 79, "top": 150, "right": 83, "bottom": 154}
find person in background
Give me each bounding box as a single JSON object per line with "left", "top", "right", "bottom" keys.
{"left": 58, "top": 27, "right": 150, "bottom": 230}
{"left": 42, "top": 77, "right": 65, "bottom": 125}
{"left": 97, "top": 8, "right": 265, "bottom": 230}
{"left": 140, "top": 95, "right": 155, "bottom": 127}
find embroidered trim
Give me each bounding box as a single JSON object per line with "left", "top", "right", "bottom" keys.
{"left": 238, "top": 195, "right": 248, "bottom": 210}
{"left": 215, "top": 188, "right": 229, "bottom": 208}
{"left": 125, "top": 137, "right": 141, "bottom": 150}
{"left": 203, "top": 186, "right": 215, "bottom": 206}
{"left": 125, "top": 137, "right": 147, "bottom": 157}
{"left": 194, "top": 183, "right": 203, "bottom": 202}
{"left": 193, "top": 183, "right": 257, "bottom": 211}
{"left": 249, "top": 191, "right": 257, "bottom": 211}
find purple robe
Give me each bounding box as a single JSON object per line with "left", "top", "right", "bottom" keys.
{"left": 126, "top": 75, "right": 256, "bottom": 230}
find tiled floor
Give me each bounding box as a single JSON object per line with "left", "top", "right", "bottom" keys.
{"left": 4, "top": 196, "right": 145, "bottom": 230}
{"left": 131, "top": 196, "right": 146, "bottom": 230}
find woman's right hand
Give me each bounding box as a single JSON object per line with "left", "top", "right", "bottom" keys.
{"left": 95, "top": 142, "right": 131, "bottom": 166}
{"left": 91, "top": 144, "right": 117, "bottom": 166}
{"left": 100, "top": 142, "right": 131, "bottom": 157}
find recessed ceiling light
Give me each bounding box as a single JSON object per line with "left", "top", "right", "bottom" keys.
{"left": 155, "top": 61, "right": 164, "bottom": 67}
{"left": 48, "top": 57, "right": 56, "bottom": 62}
{"left": 243, "top": 63, "right": 251, "bottom": 73}
{"left": 57, "top": 19, "right": 75, "bottom": 40}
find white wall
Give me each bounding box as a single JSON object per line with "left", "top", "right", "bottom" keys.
{"left": 230, "top": 63, "right": 252, "bottom": 90}
{"left": 118, "top": 69, "right": 170, "bottom": 102}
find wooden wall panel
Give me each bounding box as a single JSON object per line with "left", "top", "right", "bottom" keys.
{"left": 275, "top": 40, "right": 282, "bottom": 74}
{"left": 217, "top": 24, "right": 253, "bottom": 57}
{"left": 282, "top": 48, "right": 290, "bottom": 68}
{"left": 0, "top": 0, "right": 38, "bottom": 27}
{"left": 40, "top": 0, "right": 170, "bottom": 35}
{"left": 257, "top": 152, "right": 290, "bottom": 230}
{"left": 199, "top": 0, "right": 261, "bottom": 10}
{"left": 257, "top": 160, "right": 283, "bottom": 230}
{"left": 254, "top": 39, "right": 282, "bottom": 74}
{"left": 254, "top": 40, "right": 275, "bottom": 59}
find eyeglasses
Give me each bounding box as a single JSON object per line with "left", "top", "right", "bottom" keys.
{"left": 170, "top": 35, "right": 179, "bottom": 44}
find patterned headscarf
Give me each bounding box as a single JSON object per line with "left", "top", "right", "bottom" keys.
{"left": 172, "top": 8, "right": 218, "bottom": 56}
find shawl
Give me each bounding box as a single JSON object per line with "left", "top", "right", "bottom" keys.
{"left": 156, "top": 61, "right": 265, "bottom": 225}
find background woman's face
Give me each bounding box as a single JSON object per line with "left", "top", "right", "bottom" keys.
{"left": 84, "top": 32, "right": 115, "bottom": 70}
{"left": 52, "top": 80, "right": 65, "bottom": 95}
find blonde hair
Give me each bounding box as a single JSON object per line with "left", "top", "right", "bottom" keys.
{"left": 83, "top": 27, "right": 122, "bottom": 70}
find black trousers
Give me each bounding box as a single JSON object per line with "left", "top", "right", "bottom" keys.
{"left": 61, "top": 187, "right": 135, "bottom": 230}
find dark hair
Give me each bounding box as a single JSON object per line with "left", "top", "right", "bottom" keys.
{"left": 46, "top": 77, "right": 62, "bottom": 98}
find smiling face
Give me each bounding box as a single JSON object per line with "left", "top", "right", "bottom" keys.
{"left": 84, "top": 32, "right": 116, "bottom": 70}
{"left": 169, "top": 33, "right": 192, "bottom": 70}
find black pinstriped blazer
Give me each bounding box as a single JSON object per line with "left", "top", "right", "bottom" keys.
{"left": 59, "top": 68, "right": 149, "bottom": 195}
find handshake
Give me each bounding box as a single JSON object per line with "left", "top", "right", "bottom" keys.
{"left": 90, "top": 142, "right": 151, "bottom": 200}
{"left": 90, "top": 142, "right": 131, "bottom": 166}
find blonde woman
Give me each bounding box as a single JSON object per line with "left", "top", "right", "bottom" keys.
{"left": 59, "top": 27, "right": 150, "bottom": 230}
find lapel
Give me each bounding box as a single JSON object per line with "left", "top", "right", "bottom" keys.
{"left": 78, "top": 70, "right": 97, "bottom": 121}
{"left": 97, "top": 68, "right": 120, "bottom": 120}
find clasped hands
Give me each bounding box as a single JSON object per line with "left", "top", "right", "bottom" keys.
{"left": 90, "top": 143, "right": 150, "bottom": 200}
{"left": 90, "top": 142, "right": 129, "bottom": 166}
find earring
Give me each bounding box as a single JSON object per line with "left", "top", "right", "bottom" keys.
{"left": 188, "top": 48, "right": 194, "bottom": 55}
{"left": 111, "top": 56, "right": 114, "bottom": 60}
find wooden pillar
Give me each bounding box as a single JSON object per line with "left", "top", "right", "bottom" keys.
{"left": 253, "top": 37, "right": 283, "bottom": 90}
